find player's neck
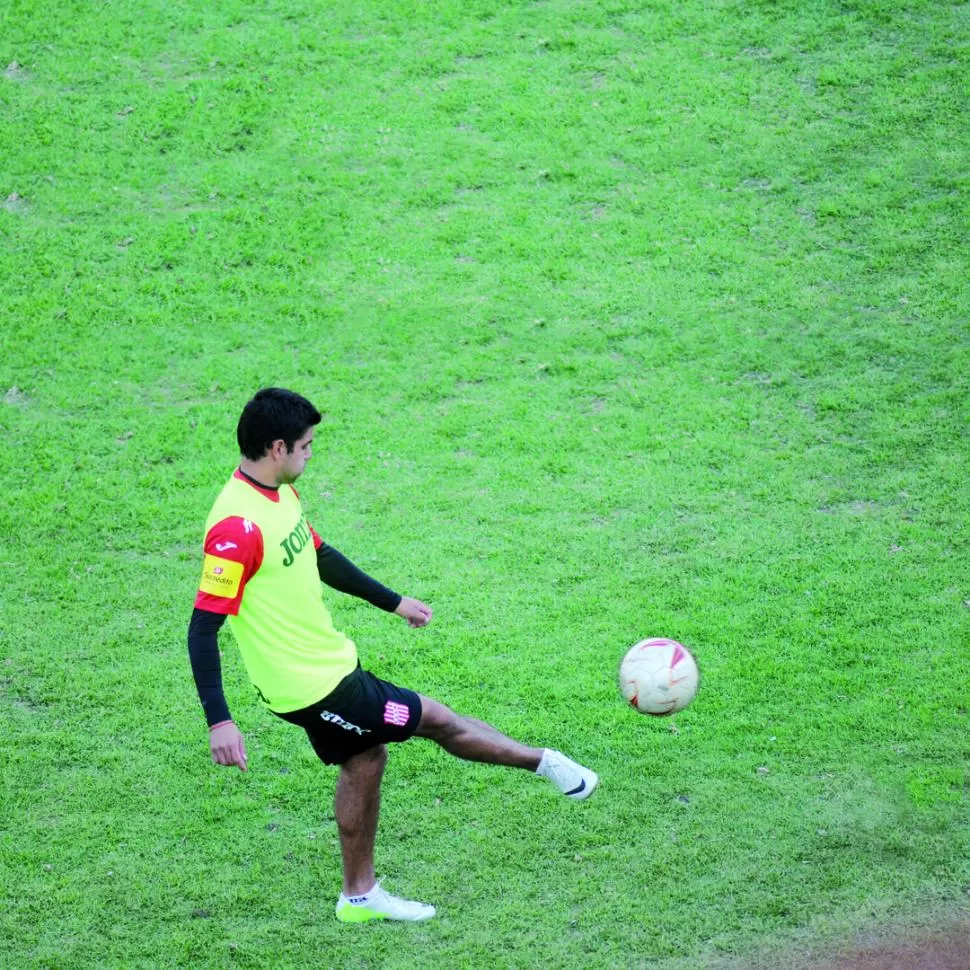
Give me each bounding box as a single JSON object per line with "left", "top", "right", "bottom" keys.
{"left": 238, "top": 459, "right": 281, "bottom": 490}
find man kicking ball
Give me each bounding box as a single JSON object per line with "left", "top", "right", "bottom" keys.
{"left": 187, "top": 388, "right": 598, "bottom": 922}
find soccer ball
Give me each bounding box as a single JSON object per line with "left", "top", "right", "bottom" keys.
{"left": 619, "top": 638, "right": 699, "bottom": 716}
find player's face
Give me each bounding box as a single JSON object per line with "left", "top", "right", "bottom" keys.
{"left": 280, "top": 427, "right": 314, "bottom": 483}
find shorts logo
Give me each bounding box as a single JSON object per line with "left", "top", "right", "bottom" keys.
{"left": 320, "top": 711, "right": 371, "bottom": 736}
{"left": 384, "top": 701, "right": 410, "bottom": 727}
{"left": 215, "top": 541, "right": 238, "bottom": 552}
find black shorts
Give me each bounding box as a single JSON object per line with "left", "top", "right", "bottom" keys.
{"left": 273, "top": 665, "right": 423, "bottom": 766}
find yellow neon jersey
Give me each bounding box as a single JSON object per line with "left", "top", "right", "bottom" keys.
{"left": 195, "top": 471, "right": 357, "bottom": 712}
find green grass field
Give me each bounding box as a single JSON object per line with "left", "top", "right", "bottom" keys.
{"left": 2, "top": 0, "right": 968, "bottom": 966}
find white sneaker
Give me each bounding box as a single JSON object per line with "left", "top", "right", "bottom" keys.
{"left": 336, "top": 881, "right": 436, "bottom": 923}
{"left": 537, "top": 749, "right": 599, "bottom": 800}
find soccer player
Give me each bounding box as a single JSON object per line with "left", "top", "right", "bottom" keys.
{"left": 188, "top": 388, "right": 598, "bottom": 923}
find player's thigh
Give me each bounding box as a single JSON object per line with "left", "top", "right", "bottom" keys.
{"left": 340, "top": 742, "right": 388, "bottom": 779}
{"left": 414, "top": 694, "right": 460, "bottom": 740}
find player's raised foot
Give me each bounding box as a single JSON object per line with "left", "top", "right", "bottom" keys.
{"left": 537, "top": 749, "right": 599, "bottom": 800}
{"left": 336, "top": 881, "right": 436, "bottom": 923}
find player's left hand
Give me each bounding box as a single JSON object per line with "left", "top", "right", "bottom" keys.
{"left": 395, "top": 596, "right": 433, "bottom": 628}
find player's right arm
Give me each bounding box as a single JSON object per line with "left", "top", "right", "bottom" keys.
{"left": 188, "top": 516, "right": 263, "bottom": 772}
{"left": 187, "top": 607, "right": 248, "bottom": 770}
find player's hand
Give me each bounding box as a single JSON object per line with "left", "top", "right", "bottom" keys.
{"left": 395, "top": 596, "right": 433, "bottom": 628}
{"left": 209, "top": 721, "right": 248, "bottom": 772}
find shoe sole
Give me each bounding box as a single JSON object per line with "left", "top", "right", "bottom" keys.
{"left": 336, "top": 905, "right": 436, "bottom": 923}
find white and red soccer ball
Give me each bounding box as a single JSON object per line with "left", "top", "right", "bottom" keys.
{"left": 619, "top": 638, "right": 700, "bottom": 716}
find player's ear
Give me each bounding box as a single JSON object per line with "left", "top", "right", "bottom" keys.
{"left": 269, "top": 438, "right": 287, "bottom": 461}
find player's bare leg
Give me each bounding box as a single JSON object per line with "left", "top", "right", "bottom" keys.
{"left": 334, "top": 743, "right": 387, "bottom": 896}
{"left": 415, "top": 696, "right": 598, "bottom": 798}
{"left": 333, "top": 743, "right": 435, "bottom": 923}
{"left": 415, "top": 696, "right": 541, "bottom": 767}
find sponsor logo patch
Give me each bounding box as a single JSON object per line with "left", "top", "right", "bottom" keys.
{"left": 198, "top": 554, "right": 243, "bottom": 598}
{"left": 383, "top": 701, "right": 410, "bottom": 727}
{"left": 215, "top": 541, "right": 238, "bottom": 552}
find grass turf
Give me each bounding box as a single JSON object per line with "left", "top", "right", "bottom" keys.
{"left": 1, "top": 0, "right": 968, "bottom": 966}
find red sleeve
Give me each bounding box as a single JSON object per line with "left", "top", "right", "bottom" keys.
{"left": 289, "top": 485, "right": 323, "bottom": 550}
{"left": 194, "top": 516, "right": 264, "bottom": 615}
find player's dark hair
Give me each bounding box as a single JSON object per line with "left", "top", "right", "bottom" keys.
{"left": 236, "top": 388, "right": 322, "bottom": 460}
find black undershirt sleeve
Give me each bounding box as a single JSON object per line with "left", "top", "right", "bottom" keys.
{"left": 187, "top": 607, "right": 232, "bottom": 727}
{"left": 316, "top": 543, "right": 403, "bottom": 613}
